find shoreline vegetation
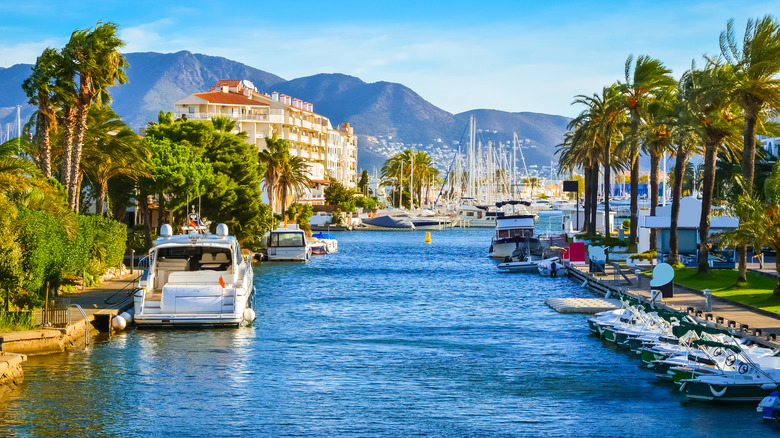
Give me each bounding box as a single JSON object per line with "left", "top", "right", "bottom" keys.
{"left": 556, "top": 14, "right": 780, "bottom": 295}
{"left": 0, "top": 22, "right": 376, "bottom": 334}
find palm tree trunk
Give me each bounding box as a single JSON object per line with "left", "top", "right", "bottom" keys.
{"left": 36, "top": 109, "right": 52, "bottom": 178}
{"left": 158, "top": 193, "right": 167, "bottom": 232}
{"left": 603, "top": 138, "right": 611, "bottom": 237}
{"left": 139, "top": 192, "right": 153, "bottom": 249}
{"left": 95, "top": 181, "right": 107, "bottom": 215}
{"left": 649, "top": 152, "right": 660, "bottom": 252}
{"left": 583, "top": 167, "right": 591, "bottom": 233}
{"left": 698, "top": 143, "right": 717, "bottom": 274}
{"left": 668, "top": 142, "right": 688, "bottom": 265}
{"left": 60, "top": 105, "right": 75, "bottom": 190}
{"left": 589, "top": 163, "right": 598, "bottom": 235}
{"left": 738, "top": 112, "right": 759, "bottom": 282}
{"left": 69, "top": 94, "right": 91, "bottom": 212}
{"left": 629, "top": 148, "right": 639, "bottom": 246}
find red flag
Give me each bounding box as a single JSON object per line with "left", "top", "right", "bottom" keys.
{"left": 219, "top": 275, "right": 225, "bottom": 288}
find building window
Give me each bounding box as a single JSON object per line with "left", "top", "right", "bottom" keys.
{"left": 189, "top": 106, "right": 196, "bottom": 114}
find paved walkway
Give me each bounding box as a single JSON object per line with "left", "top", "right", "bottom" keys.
{"left": 570, "top": 261, "right": 780, "bottom": 348}
{"left": 38, "top": 273, "right": 139, "bottom": 326}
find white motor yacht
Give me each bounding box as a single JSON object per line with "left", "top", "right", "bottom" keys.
{"left": 267, "top": 226, "right": 310, "bottom": 261}
{"left": 488, "top": 214, "right": 537, "bottom": 259}
{"left": 134, "top": 222, "right": 256, "bottom": 327}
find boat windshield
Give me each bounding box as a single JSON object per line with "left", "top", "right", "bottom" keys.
{"left": 497, "top": 229, "right": 534, "bottom": 239}
{"left": 156, "top": 247, "right": 233, "bottom": 271}
{"left": 269, "top": 232, "right": 305, "bottom": 247}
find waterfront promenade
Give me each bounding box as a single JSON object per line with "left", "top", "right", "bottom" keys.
{"left": 568, "top": 260, "right": 780, "bottom": 349}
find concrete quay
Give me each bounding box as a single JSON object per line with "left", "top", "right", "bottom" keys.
{"left": 0, "top": 273, "right": 137, "bottom": 397}
{"left": 567, "top": 262, "right": 780, "bottom": 349}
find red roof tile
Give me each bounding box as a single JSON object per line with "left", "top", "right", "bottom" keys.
{"left": 216, "top": 80, "right": 241, "bottom": 86}
{"left": 193, "top": 91, "right": 269, "bottom": 106}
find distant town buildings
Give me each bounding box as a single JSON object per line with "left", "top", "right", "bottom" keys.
{"left": 174, "top": 80, "right": 358, "bottom": 191}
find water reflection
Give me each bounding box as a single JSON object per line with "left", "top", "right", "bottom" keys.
{"left": 0, "top": 230, "right": 772, "bottom": 436}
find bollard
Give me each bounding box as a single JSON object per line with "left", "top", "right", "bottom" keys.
{"left": 131, "top": 249, "right": 135, "bottom": 275}
{"left": 703, "top": 289, "right": 712, "bottom": 312}
{"left": 635, "top": 270, "right": 642, "bottom": 288}
{"left": 756, "top": 329, "right": 763, "bottom": 336}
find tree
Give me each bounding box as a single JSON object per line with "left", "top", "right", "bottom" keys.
{"left": 22, "top": 48, "right": 61, "bottom": 179}
{"left": 324, "top": 180, "right": 355, "bottom": 207}
{"left": 618, "top": 55, "right": 677, "bottom": 246}
{"left": 682, "top": 62, "right": 743, "bottom": 273}
{"left": 632, "top": 90, "right": 676, "bottom": 249}
{"left": 62, "top": 22, "right": 128, "bottom": 212}
{"left": 80, "top": 106, "right": 150, "bottom": 215}
{"left": 139, "top": 137, "right": 213, "bottom": 247}
{"left": 719, "top": 162, "right": 780, "bottom": 295}
{"left": 358, "top": 169, "right": 369, "bottom": 195}
{"left": 259, "top": 134, "right": 289, "bottom": 214}
{"left": 276, "top": 154, "right": 311, "bottom": 214}
{"left": 720, "top": 15, "right": 780, "bottom": 281}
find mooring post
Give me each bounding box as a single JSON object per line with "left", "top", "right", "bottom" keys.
{"left": 703, "top": 289, "right": 712, "bottom": 312}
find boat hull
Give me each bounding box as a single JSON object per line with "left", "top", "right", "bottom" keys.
{"left": 682, "top": 379, "right": 779, "bottom": 402}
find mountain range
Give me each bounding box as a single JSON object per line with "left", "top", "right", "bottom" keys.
{"left": 0, "top": 51, "right": 571, "bottom": 173}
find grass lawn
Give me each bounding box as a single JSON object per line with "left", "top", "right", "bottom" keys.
{"left": 671, "top": 267, "right": 780, "bottom": 313}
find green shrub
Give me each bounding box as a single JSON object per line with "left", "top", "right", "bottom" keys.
{"left": 630, "top": 250, "right": 657, "bottom": 260}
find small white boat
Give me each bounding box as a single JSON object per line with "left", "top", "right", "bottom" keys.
{"left": 311, "top": 232, "right": 338, "bottom": 253}
{"left": 267, "top": 226, "right": 310, "bottom": 261}
{"left": 134, "top": 222, "right": 256, "bottom": 327}
{"left": 537, "top": 257, "right": 566, "bottom": 277}
{"left": 496, "top": 258, "right": 541, "bottom": 273}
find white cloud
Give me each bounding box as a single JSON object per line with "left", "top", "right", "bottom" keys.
{"left": 0, "top": 39, "right": 62, "bottom": 67}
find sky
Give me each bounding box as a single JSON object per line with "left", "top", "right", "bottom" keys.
{"left": 2, "top": 0, "right": 779, "bottom": 118}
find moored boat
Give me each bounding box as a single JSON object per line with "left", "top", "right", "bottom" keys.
{"left": 133, "top": 222, "right": 256, "bottom": 327}
{"left": 267, "top": 226, "right": 310, "bottom": 261}
{"left": 359, "top": 215, "right": 415, "bottom": 231}
{"left": 489, "top": 214, "right": 537, "bottom": 259}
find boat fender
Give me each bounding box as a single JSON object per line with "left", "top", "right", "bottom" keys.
{"left": 761, "top": 384, "right": 778, "bottom": 391}
{"left": 679, "top": 382, "right": 687, "bottom": 392}
{"left": 119, "top": 311, "right": 134, "bottom": 325}
{"left": 243, "top": 308, "right": 256, "bottom": 322}
{"left": 739, "top": 364, "right": 750, "bottom": 374}
{"left": 111, "top": 315, "right": 127, "bottom": 331}
{"left": 709, "top": 384, "right": 728, "bottom": 398}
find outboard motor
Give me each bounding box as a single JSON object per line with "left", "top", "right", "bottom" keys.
{"left": 758, "top": 391, "right": 780, "bottom": 422}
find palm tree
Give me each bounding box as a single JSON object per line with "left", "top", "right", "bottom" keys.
{"left": 80, "top": 106, "right": 150, "bottom": 215}
{"left": 211, "top": 115, "right": 237, "bottom": 133}
{"left": 630, "top": 91, "right": 677, "bottom": 250}
{"left": 62, "top": 22, "right": 128, "bottom": 212}
{"left": 719, "top": 162, "right": 780, "bottom": 295}
{"left": 667, "top": 71, "right": 703, "bottom": 265}
{"left": 259, "top": 134, "right": 290, "bottom": 214}
{"left": 21, "top": 48, "right": 61, "bottom": 179}
{"left": 618, "top": 55, "right": 677, "bottom": 247}
{"left": 410, "top": 150, "right": 438, "bottom": 208}
{"left": 557, "top": 119, "right": 600, "bottom": 234}
{"left": 719, "top": 15, "right": 780, "bottom": 281}
{"left": 276, "top": 155, "right": 312, "bottom": 214}
{"left": 684, "top": 62, "right": 743, "bottom": 273}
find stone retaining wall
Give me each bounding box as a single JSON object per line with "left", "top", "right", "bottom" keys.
{"left": 0, "top": 352, "right": 26, "bottom": 397}
{"left": 0, "top": 318, "right": 91, "bottom": 356}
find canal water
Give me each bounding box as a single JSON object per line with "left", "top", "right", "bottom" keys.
{"left": 0, "top": 230, "right": 772, "bottom": 437}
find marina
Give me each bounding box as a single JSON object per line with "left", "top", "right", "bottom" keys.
{"left": 0, "top": 230, "right": 775, "bottom": 436}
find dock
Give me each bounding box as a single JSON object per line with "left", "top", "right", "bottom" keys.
{"left": 565, "top": 262, "right": 780, "bottom": 349}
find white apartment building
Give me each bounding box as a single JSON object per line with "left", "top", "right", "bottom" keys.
{"left": 174, "top": 80, "right": 358, "bottom": 193}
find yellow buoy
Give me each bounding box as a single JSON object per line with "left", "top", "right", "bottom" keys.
{"left": 425, "top": 231, "right": 432, "bottom": 243}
